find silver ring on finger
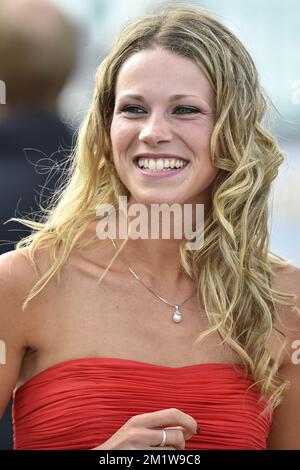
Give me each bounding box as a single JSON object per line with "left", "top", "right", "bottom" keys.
{"left": 159, "top": 428, "right": 167, "bottom": 447}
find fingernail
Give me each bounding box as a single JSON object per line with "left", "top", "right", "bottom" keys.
{"left": 196, "top": 423, "right": 201, "bottom": 434}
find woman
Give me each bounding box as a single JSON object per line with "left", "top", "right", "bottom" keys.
{"left": 0, "top": 4, "right": 300, "bottom": 450}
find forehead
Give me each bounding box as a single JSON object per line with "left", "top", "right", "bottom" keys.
{"left": 115, "top": 47, "right": 215, "bottom": 105}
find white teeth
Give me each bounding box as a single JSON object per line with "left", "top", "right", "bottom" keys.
{"left": 148, "top": 159, "right": 156, "bottom": 170}
{"left": 156, "top": 159, "right": 164, "bottom": 170}
{"left": 136, "top": 158, "right": 187, "bottom": 171}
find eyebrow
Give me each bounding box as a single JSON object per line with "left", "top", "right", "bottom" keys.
{"left": 118, "top": 93, "right": 202, "bottom": 101}
{"left": 117, "top": 93, "right": 213, "bottom": 111}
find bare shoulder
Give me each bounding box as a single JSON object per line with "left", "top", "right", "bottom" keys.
{"left": 270, "top": 259, "right": 300, "bottom": 299}
{"left": 0, "top": 248, "right": 36, "bottom": 307}
{"left": 267, "top": 260, "right": 300, "bottom": 449}
{"left": 0, "top": 247, "right": 48, "bottom": 417}
{"left": 270, "top": 261, "right": 300, "bottom": 347}
{"left": 0, "top": 246, "right": 52, "bottom": 345}
{"left": 0, "top": 246, "right": 51, "bottom": 300}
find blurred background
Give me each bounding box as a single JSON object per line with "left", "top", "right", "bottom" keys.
{"left": 0, "top": 0, "right": 299, "bottom": 450}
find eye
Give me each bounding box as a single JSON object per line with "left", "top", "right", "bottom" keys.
{"left": 173, "top": 106, "right": 201, "bottom": 115}
{"left": 121, "top": 106, "right": 201, "bottom": 114}
{"left": 120, "top": 106, "right": 145, "bottom": 114}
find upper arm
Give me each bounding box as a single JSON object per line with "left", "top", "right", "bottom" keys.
{"left": 0, "top": 249, "right": 35, "bottom": 419}
{"left": 267, "top": 263, "right": 300, "bottom": 449}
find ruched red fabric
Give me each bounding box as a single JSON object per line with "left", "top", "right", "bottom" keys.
{"left": 12, "top": 357, "right": 272, "bottom": 450}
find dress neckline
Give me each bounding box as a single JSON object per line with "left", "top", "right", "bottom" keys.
{"left": 15, "top": 356, "right": 246, "bottom": 394}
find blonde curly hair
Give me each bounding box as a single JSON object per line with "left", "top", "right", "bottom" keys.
{"left": 13, "top": 3, "right": 298, "bottom": 414}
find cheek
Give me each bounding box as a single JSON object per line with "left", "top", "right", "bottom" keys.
{"left": 186, "top": 124, "right": 218, "bottom": 175}
{"left": 188, "top": 121, "right": 218, "bottom": 157}
{"left": 110, "top": 120, "right": 120, "bottom": 151}
{"left": 182, "top": 120, "right": 213, "bottom": 144}
{"left": 110, "top": 121, "right": 134, "bottom": 175}
{"left": 110, "top": 119, "right": 137, "bottom": 148}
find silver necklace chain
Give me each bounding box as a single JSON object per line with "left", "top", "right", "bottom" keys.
{"left": 110, "top": 237, "right": 197, "bottom": 323}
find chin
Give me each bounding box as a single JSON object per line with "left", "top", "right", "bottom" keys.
{"left": 131, "top": 194, "right": 184, "bottom": 206}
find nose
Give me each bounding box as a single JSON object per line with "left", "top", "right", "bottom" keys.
{"left": 139, "top": 112, "right": 172, "bottom": 147}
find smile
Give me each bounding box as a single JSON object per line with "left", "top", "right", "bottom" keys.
{"left": 136, "top": 157, "right": 188, "bottom": 171}
{"left": 134, "top": 157, "right": 188, "bottom": 176}
{"left": 133, "top": 157, "right": 189, "bottom": 178}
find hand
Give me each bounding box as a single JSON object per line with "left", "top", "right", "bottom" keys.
{"left": 92, "top": 408, "right": 199, "bottom": 450}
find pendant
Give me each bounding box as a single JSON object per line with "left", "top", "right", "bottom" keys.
{"left": 172, "top": 305, "right": 182, "bottom": 323}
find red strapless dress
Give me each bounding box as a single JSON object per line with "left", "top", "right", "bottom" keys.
{"left": 12, "top": 357, "right": 272, "bottom": 450}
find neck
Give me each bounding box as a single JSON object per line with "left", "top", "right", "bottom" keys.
{"left": 119, "top": 237, "right": 188, "bottom": 284}
{"left": 111, "top": 199, "right": 211, "bottom": 290}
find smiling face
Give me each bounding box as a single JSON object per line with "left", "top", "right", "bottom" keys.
{"left": 110, "top": 47, "right": 219, "bottom": 207}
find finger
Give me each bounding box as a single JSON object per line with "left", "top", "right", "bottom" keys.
{"left": 164, "top": 425, "right": 194, "bottom": 441}
{"left": 149, "top": 428, "right": 185, "bottom": 450}
{"left": 149, "top": 446, "right": 176, "bottom": 450}
{"left": 133, "top": 408, "right": 198, "bottom": 439}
